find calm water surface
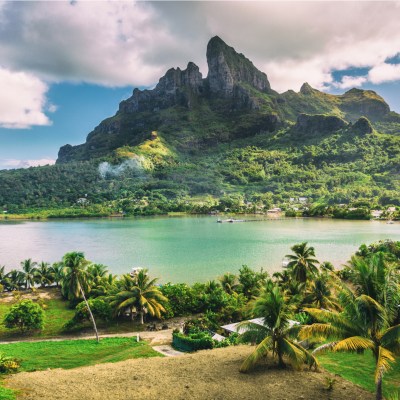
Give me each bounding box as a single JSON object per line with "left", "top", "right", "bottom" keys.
{"left": 0, "top": 217, "right": 399, "bottom": 283}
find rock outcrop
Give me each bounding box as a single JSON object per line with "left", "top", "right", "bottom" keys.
{"left": 295, "top": 114, "right": 348, "bottom": 134}
{"left": 206, "top": 36, "right": 271, "bottom": 97}
{"left": 352, "top": 116, "right": 373, "bottom": 135}
{"left": 339, "top": 88, "right": 390, "bottom": 121}
{"left": 119, "top": 62, "right": 203, "bottom": 113}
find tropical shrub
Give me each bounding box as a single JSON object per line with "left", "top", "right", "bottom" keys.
{"left": 65, "top": 298, "right": 112, "bottom": 329}
{"left": 3, "top": 299, "right": 45, "bottom": 333}
{"left": 160, "top": 283, "right": 199, "bottom": 317}
{"left": 0, "top": 353, "right": 20, "bottom": 373}
{"left": 172, "top": 331, "right": 214, "bottom": 352}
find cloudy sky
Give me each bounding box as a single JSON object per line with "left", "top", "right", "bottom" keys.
{"left": 1, "top": 0, "right": 400, "bottom": 169}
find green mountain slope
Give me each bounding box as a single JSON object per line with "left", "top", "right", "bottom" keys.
{"left": 1, "top": 36, "right": 399, "bottom": 214}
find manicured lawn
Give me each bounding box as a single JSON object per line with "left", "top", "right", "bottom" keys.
{"left": 319, "top": 350, "right": 400, "bottom": 398}
{"left": 0, "top": 296, "right": 75, "bottom": 339}
{"left": 0, "top": 289, "right": 146, "bottom": 340}
{"left": 0, "top": 337, "right": 161, "bottom": 371}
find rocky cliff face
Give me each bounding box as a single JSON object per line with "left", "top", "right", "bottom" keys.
{"left": 119, "top": 62, "right": 203, "bottom": 114}
{"left": 57, "top": 36, "right": 397, "bottom": 164}
{"left": 295, "top": 114, "right": 348, "bottom": 135}
{"left": 206, "top": 36, "right": 271, "bottom": 97}
{"left": 339, "top": 88, "right": 390, "bottom": 122}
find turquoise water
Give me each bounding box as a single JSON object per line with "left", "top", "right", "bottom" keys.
{"left": 0, "top": 216, "right": 399, "bottom": 283}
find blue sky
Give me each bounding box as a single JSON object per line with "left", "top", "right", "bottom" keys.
{"left": 1, "top": 1, "right": 400, "bottom": 170}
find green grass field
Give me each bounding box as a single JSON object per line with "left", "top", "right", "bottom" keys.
{"left": 0, "top": 337, "right": 161, "bottom": 399}
{"left": 0, "top": 337, "right": 160, "bottom": 371}
{"left": 320, "top": 350, "right": 400, "bottom": 398}
{"left": 0, "top": 289, "right": 147, "bottom": 340}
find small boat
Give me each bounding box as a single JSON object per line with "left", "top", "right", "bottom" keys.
{"left": 217, "top": 218, "right": 245, "bottom": 223}
{"left": 387, "top": 220, "right": 394, "bottom": 224}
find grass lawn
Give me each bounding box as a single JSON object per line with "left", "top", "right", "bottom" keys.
{"left": 319, "top": 350, "right": 400, "bottom": 398}
{"left": 0, "top": 382, "right": 16, "bottom": 400}
{"left": 0, "top": 288, "right": 147, "bottom": 340}
{"left": 0, "top": 337, "right": 161, "bottom": 371}
{"left": 0, "top": 337, "right": 161, "bottom": 399}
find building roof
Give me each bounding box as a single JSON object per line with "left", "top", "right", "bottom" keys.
{"left": 221, "top": 318, "right": 299, "bottom": 334}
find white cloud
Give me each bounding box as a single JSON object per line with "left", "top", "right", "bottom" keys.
{"left": 0, "top": 1, "right": 400, "bottom": 104}
{"left": 1, "top": 158, "right": 56, "bottom": 169}
{"left": 0, "top": 67, "right": 51, "bottom": 129}
{"left": 368, "top": 63, "right": 400, "bottom": 84}
{"left": 335, "top": 75, "right": 368, "bottom": 90}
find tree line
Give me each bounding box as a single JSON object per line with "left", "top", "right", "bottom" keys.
{"left": 1, "top": 240, "right": 399, "bottom": 399}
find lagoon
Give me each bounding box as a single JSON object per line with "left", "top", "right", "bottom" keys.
{"left": 0, "top": 216, "right": 399, "bottom": 283}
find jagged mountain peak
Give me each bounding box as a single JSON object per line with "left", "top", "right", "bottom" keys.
{"left": 206, "top": 36, "right": 271, "bottom": 96}
{"left": 299, "top": 82, "right": 315, "bottom": 95}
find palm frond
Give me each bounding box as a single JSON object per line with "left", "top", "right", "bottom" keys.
{"left": 280, "top": 338, "right": 306, "bottom": 368}
{"left": 375, "top": 346, "right": 395, "bottom": 383}
{"left": 380, "top": 324, "right": 400, "bottom": 350}
{"left": 332, "top": 336, "right": 374, "bottom": 353}
{"left": 240, "top": 336, "right": 273, "bottom": 372}
{"left": 299, "top": 323, "right": 341, "bottom": 341}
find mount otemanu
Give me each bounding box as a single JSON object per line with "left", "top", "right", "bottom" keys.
{"left": 1, "top": 36, "right": 400, "bottom": 214}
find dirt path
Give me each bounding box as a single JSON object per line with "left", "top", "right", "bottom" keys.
{"left": 6, "top": 346, "right": 374, "bottom": 400}
{"left": 0, "top": 328, "right": 174, "bottom": 346}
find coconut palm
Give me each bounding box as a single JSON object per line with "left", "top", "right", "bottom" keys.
{"left": 109, "top": 270, "right": 167, "bottom": 324}
{"left": 5, "top": 269, "right": 24, "bottom": 291}
{"left": 90, "top": 273, "right": 117, "bottom": 298}
{"left": 240, "top": 281, "right": 317, "bottom": 372}
{"left": 285, "top": 242, "right": 319, "bottom": 284}
{"left": 0, "top": 266, "right": 7, "bottom": 291}
{"left": 302, "top": 294, "right": 400, "bottom": 400}
{"left": 304, "top": 274, "right": 341, "bottom": 311}
{"left": 20, "top": 259, "right": 37, "bottom": 290}
{"left": 108, "top": 274, "right": 138, "bottom": 320}
{"left": 50, "top": 262, "right": 64, "bottom": 288}
{"left": 61, "top": 251, "right": 99, "bottom": 342}
{"left": 61, "top": 252, "right": 90, "bottom": 301}
{"left": 34, "top": 262, "right": 53, "bottom": 287}
{"left": 219, "top": 273, "right": 239, "bottom": 295}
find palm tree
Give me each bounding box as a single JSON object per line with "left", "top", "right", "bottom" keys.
{"left": 240, "top": 281, "right": 317, "bottom": 371}
{"left": 109, "top": 270, "right": 167, "bottom": 324}
{"left": 21, "top": 259, "right": 37, "bottom": 290}
{"left": 5, "top": 269, "right": 24, "bottom": 291}
{"left": 219, "top": 273, "right": 239, "bottom": 295}
{"left": 50, "top": 262, "right": 64, "bottom": 288}
{"left": 300, "top": 289, "right": 400, "bottom": 400}
{"left": 61, "top": 252, "right": 99, "bottom": 342}
{"left": 285, "top": 242, "right": 319, "bottom": 284}
{"left": 90, "top": 273, "right": 117, "bottom": 298}
{"left": 304, "top": 274, "right": 341, "bottom": 311}
{"left": 61, "top": 252, "right": 90, "bottom": 301}
{"left": 0, "top": 266, "right": 7, "bottom": 291}
{"left": 108, "top": 274, "right": 138, "bottom": 320}
{"left": 34, "top": 262, "right": 53, "bottom": 287}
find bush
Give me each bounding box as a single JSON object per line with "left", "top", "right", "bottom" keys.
{"left": 214, "top": 333, "right": 239, "bottom": 348}
{"left": 64, "top": 298, "right": 111, "bottom": 330}
{"left": 3, "top": 299, "right": 45, "bottom": 333}
{"left": 172, "top": 331, "right": 214, "bottom": 352}
{"left": 160, "top": 283, "right": 200, "bottom": 317}
{"left": 0, "top": 353, "right": 20, "bottom": 373}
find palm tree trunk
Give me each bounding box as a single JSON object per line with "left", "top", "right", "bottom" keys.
{"left": 78, "top": 281, "right": 99, "bottom": 343}
{"left": 375, "top": 377, "right": 383, "bottom": 400}
{"left": 139, "top": 310, "right": 144, "bottom": 325}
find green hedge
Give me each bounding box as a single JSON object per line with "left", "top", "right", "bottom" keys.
{"left": 172, "top": 331, "right": 214, "bottom": 352}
